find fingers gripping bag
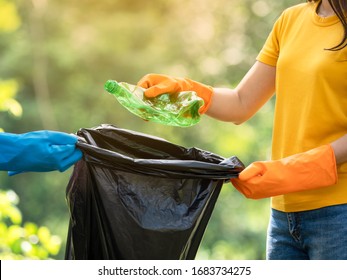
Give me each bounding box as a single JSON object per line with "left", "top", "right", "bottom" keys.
{"left": 65, "top": 124, "right": 244, "bottom": 260}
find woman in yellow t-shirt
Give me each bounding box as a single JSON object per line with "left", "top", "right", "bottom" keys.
{"left": 136, "top": 0, "right": 347, "bottom": 259}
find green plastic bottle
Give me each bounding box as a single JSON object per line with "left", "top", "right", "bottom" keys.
{"left": 104, "top": 80, "right": 204, "bottom": 127}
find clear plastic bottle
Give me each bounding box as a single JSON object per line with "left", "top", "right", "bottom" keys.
{"left": 104, "top": 80, "right": 204, "bottom": 127}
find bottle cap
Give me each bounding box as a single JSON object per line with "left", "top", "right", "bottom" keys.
{"left": 104, "top": 80, "right": 119, "bottom": 93}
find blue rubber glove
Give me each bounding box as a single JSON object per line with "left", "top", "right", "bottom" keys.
{"left": 0, "top": 130, "right": 83, "bottom": 175}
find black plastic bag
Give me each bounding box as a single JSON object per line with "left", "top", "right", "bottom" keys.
{"left": 65, "top": 124, "right": 244, "bottom": 260}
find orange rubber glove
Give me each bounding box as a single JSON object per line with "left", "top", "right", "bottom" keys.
{"left": 137, "top": 74, "right": 214, "bottom": 114}
{"left": 231, "top": 145, "right": 338, "bottom": 199}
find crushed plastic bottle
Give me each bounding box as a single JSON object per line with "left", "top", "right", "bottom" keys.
{"left": 104, "top": 80, "right": 204, "bottom": 127}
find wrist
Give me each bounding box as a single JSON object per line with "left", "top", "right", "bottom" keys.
{"left": 330, "top": 134, "right": 347, "bottom": 165}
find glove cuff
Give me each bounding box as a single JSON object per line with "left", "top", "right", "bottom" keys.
{"left": 185, "top": 78, "right": 214, "bottom": 114}
{"left": 319, "top": 144, "right": 338, "bottom": 186}
{"left": 198, "top": 86, "right": 214, "bottom": 114}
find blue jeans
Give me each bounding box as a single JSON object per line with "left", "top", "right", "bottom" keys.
{"left": 267, "top": 204, "right": 347, "bottom": 260}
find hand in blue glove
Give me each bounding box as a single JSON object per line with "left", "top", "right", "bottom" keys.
{"left": 0, "top": 130, "right": 83, "bottom": 175}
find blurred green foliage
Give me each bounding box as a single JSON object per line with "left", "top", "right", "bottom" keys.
{"left": 0, "top": 189, "right": 61, "bottom": 259}
{"left": 0, "top": 0, "right": 62, "bottom": 259}
{"left": 0, "top": 79, "right": 22, "bottom": 121}
{"left": 0, "top": 0, "right": 300, "bottom": 259}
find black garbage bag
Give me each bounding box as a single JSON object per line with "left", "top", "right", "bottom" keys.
{"left": 65, "top": 124, "right": 244, "bottom": 260}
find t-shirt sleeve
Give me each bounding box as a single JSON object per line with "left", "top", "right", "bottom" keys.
{"left": 256, "top": 12, "right": 285, "bottom": 66}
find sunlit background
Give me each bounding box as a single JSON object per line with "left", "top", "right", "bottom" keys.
{"left": 0, "top": 0, "right": 300, "bottom": 259}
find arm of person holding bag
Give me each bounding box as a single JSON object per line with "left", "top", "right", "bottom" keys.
{"left": 0, "top": 130, "right": 83, "bottom": 176}
{"left": 137, "top": 60, "right": 344, "bottom": 199}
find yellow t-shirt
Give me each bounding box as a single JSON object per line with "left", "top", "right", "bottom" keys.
{"left": 256, "top": 1, "right": 347, "bottom": 212}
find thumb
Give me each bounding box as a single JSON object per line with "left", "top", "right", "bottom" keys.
{"left": 238, "top": 162, "right": 265, "bottom": 181}
{"left": 143, "top": 82, "right": 178, "bottom": 98}
{"left": 143, "top": 87, "right": 163, "bottom": 98}
{"left": 137, "top": 73, "right": 170, "bottom": 88}
{"left": 137, "top": 74, "right": 152, "bottom": 88}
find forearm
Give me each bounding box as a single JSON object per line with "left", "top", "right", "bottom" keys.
{"left": 331, "top": 134, "right": 347, "bottom": 165}
{"left": 206, "top": 61, "right": 276, "bottom": 124}
{"left": 206, "top": 87, "right": 248, "bottom": 124}
{"left": 0, "top": 131, "right": 82, "bottom": 174}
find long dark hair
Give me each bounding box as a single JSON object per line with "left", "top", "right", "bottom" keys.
{"left": 308, "top": 0, "right": 347, "bottom": 50}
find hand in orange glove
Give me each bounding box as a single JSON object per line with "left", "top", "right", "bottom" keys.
{"left": 137, "top": 74, "right": 214, "bottom": 114}
{"left": 231, "top": 145, "right": 338, "bottom": 199}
